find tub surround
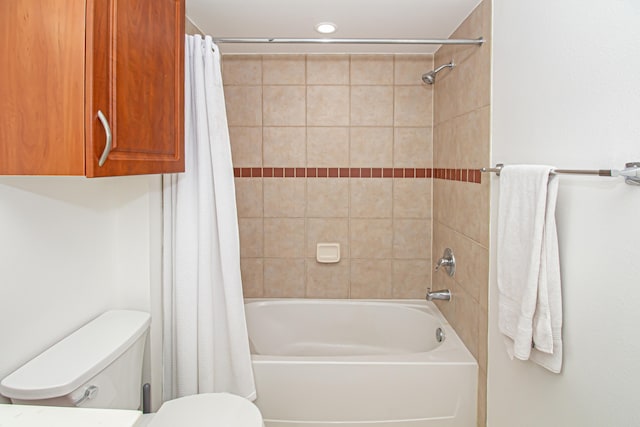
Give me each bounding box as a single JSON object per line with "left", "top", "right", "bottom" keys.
{"left": 224, "top": 54, "right": 435, "bottom": 300}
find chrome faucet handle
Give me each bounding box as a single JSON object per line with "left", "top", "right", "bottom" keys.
{"left": 434, "top": 248, "right": 456, "bottom": 277}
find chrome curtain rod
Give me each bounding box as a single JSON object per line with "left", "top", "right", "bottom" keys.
{"left": 213, "top": 37, "right": 485, "bottom": 46}
{"left": 481, "top": 163, "right": 640, "bottom": 185}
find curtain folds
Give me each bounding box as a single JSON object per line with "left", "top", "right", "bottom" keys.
{"left": 161, "top": 34, "right": 256, "bottom": 401}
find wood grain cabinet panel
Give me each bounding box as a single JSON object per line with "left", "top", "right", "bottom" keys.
{"left": 0, "top": 0, "right": 185, "bottom": 177}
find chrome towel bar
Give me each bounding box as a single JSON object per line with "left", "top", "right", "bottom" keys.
{"left": 481, "top": 162, "right": 640, "bottom": 186}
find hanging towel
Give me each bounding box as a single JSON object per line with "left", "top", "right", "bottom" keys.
{"left": 497, "top": 165, "right": 563, "bottom": 373}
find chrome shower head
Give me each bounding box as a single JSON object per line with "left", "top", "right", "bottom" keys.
{"left": 421, "top": 61, "right": 455, "bottom": 85}
{"left": 422, "top": 71, "right": 436, "bottom": 85}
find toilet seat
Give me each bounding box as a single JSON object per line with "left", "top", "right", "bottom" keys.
{"left": 148, "top": 393, "right": 263, "bottom": 427}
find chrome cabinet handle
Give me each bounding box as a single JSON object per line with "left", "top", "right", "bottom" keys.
{"left": 97, "top": 110, "right": 112, "bottom": 167}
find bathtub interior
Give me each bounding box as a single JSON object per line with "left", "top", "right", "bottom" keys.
{"left": 245, "top": 299, "right": 443, "bottom": 357}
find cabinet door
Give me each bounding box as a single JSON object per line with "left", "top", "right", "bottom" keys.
{"left": 86, "top": 0, "right": 185, "bottom": 177}
{"left": 0, "top": 1, "right": 86, "bottom": 175}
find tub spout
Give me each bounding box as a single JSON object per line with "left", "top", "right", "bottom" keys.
{"left": 426, "top": 288, "right": 451, "bottom": 301}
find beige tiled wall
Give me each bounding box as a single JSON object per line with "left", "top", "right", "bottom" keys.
{"left": 432, "top": 1, "right": 491, "bottom": 426}
{"left": 223, "top": 54, "right": 434, "bottom": 300}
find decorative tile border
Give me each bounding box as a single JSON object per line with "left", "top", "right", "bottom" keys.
{"left": 233, "top": 167, "right": 482, "bottom": 183}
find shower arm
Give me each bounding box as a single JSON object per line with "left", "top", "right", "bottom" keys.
{"left": 433, "top": 61, "right": 455, "bottom": 74}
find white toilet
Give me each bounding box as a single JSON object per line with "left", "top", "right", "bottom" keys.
{"left": 0, "top": 310, "right": 263, "bottom": 427}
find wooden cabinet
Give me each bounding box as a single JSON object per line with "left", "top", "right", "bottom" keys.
{"left": 0, "top": 0, "right": 185, "bottom": 177}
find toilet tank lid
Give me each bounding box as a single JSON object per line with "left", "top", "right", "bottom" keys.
{"left": 0, "top": 310, "right": 150, "bottom": 400}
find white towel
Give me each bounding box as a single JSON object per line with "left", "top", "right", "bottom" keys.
{"left": 497, "top": 165, "right": 563, "bottom": 373}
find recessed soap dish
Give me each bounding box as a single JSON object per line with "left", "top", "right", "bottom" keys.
{"left": 316, "top": 243, "right": 340, "bottom": 263}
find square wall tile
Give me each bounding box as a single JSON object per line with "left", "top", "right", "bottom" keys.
{"left": 239, "top": 218, "right": 263, "bottom": 258}
{"left": 351, "top": 86, "right": 394, "bottom": 126}
{"left": 235, "top": 178, "right": 263, "bottom": 218}
{"left": 263, "top": 127, "right": 306, "bottom": 166}
{"left": 307, "top": 55, "right": 350, "bottom": 85}
{"left": 453, "top": 106, "right": 490, "bottom": 169}
{"left": 307, "top": 127, "right": 349, "bottom": 167}
{"left": 240, "top": 258, "right": 264, "bottom": 298}
{"left": 393, "top": 219, "right": 431, "bottom": 259}
{"left": 225, "top": 86, "right": 262, "bottom": 126}
{"left": 394, "top": 86, "right": 433, "bottom": 127}
{"left": 350, "top": 219, "right": 392, "bottom": 259}
{"left": 394, "top": 55, "right": 433, "bottom": 85}
{"left": 393, "top": 179, "right": 431, "bottom": 219}
{"left": 350, "top": 179, "right": 393, "bottom": 218}
{"left": 263, "top": 86, "right": 306, "bottom": 126}
{"left": 264, "top": 258, "right": 306, "bottom": 297}
{"left": 454, "top": 285, "right": 480, "bottom": 361}
{"left": 263, "top": 55, "right": 306, "bottom": 85}
{"left": 350, "top": 259, "right": 392, "bottom": 298}
{"left": 433, "top": 119, "right": 457, "bottom": 169}
{"left": 306, "top": 260, "right": 350, "bottom": 298}
{"left": 307, "top": 86, "right": 350, "bottom": 126}
{"left": 222, "top": 55, "right": 262, "bottom": 86}
{"left": 264, "top": 218, "right": 305, "bottom": 258}
{"left": 307, "top": 179, "right": 349, "bottom": 218}
{"left": 306, "top": 218, "right": 350, "bottom": 258}
{"left": 350, "top": 55, "right": 394, "bottom": 85}
{"left": 392, "top": 260, "right": 430, "bottom": 299}
{"left": 263, "top": 178, "right": 306, "bottom": 217}
{"left": 350, "top": 127, "right": 393, "bottom": 167}
{"left": 394, "top": 127, "right": 432, "bottom": 168}
{"left": 229, "top": 126, "right": 262, "bottom": 167}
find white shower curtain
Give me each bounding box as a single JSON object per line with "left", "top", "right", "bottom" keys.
{"left": 161, "top": 34, "right": 256, "bottom": 401}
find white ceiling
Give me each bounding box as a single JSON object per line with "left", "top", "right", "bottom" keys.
{"left": 186, "top": 0, "right": 483, "bottom": 54}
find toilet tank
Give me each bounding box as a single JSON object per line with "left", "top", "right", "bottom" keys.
{"left": 0, "top": 310, "right": 150, "bottom": 410}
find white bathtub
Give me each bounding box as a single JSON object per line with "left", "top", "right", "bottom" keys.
{"left": 245, "top": 299, "right": 477, "bottom": 427}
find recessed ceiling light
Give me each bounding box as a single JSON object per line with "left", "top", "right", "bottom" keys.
{"left": 315, "top": 22, "right": 337, "bottom": 34}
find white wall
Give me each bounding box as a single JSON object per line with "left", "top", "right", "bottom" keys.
{"left": 0, "top": 176, "right": 163, "bottom": 407}
{"left": 489, "top": 1, "right": 640, "bottom": 426}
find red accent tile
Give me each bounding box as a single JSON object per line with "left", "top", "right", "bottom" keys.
{"left": 274, "top": 168, "right": 284, "bottom": 178}
{"left": 328, "top": 168, "right": 339, "bottom": 178}
{"left": 296, "top": 168, "right": 306, "bottom": 177}
{"left": 350, "top": 168, "right": 360, "bottom": 178}
{"left": 416, "top": 168, "right": 426, "bottom": 178}
{"left": 405, "top": 168, "right": 415, "bottom": 178}
{"left": 361, "top": 168, "right": 371, "bottom": 178}
{"left": 263, "top": 167, "right": 273, "bottom": 178}
{"left": 285, "top": 168, "right": 295, "bottom": 177}
{"left": 241, "top": 168, "right": 251, "bottom": 177}
{"left": 427, "top": 168, "right": 433, "bottom": 178}
{"left": 372, "top": 168, "right": 382, "bottom": 178}
{"left": 455, "top": 169, "right": 461, "bottom": 181}
{"left": 461, "top": 169, "right": 468, "bottom": 182}
{"left": 234, "top": 168, "right": 241, "bottom": 177}
{"left": 252, "top": 168, "right": 262, "bottom": 177}
{"left": 318, "top": 167, "right": 328, "bottom": 178}
{"left": 394, "top": 168, "right": 404, "bottom": 178}
{"left": 474, "top": 169, "right": 482, "bottom": 184}
{"left": 383, "top": 168, "right": 393, "bottom": 178}
{"left": 340, "top": 168, "right": 350, "bottom": 177}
